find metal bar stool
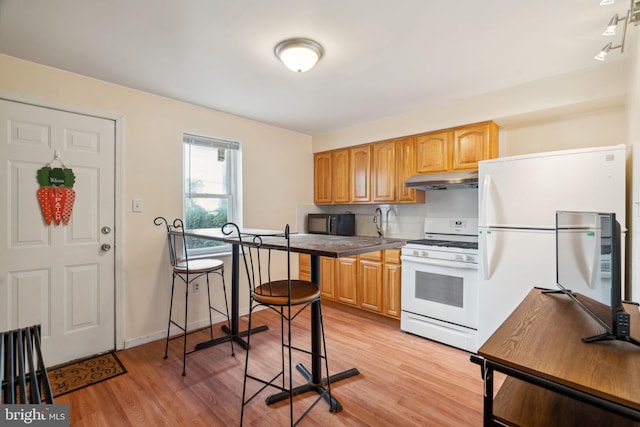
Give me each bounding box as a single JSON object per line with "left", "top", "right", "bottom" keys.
{"left": 154, "top": 217, "right": 234, "bottom": 376}
{"left": 1, "top": 325, "right": 53, "bottom": 404}
{"left": 224, "top": 223, "right": 336, "bottom": 426}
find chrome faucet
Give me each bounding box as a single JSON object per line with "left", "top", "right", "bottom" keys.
{"left": 374, "top": 207, "right": 383, "bottom": 237}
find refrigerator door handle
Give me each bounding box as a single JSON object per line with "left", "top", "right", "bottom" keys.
{"left": 479, "top": 230, "right": 490, "bottom": 280}
{"left": 480, "top": 174, "right": 492, "bottom": 227}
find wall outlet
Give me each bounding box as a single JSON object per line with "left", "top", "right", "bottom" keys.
{"left": 193, "top": 282, "right": 200, "bottom": 293}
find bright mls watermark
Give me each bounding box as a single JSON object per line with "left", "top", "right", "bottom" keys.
{"left": 0, "top": 405, "right": 69, "bottom": 426}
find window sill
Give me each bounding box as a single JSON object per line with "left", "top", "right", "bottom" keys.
{"left": 186, "top": 250, "right": 232, "bottom": 260}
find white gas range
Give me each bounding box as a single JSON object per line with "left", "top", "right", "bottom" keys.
{"left": 400, "top": 218, "right": 479, "bottom": 352}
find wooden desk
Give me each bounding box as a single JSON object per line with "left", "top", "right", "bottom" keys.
{"left": 471, "top": 288, "right": 640, "bottom": 426}
{"left": 183, "top": 227, "right": 406, "bottom": 411}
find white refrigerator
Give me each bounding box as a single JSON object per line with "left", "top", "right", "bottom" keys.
{"left": 477, "top": 145, "right": 626, "bottom": 347}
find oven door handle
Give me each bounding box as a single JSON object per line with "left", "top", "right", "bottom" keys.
{"left": 401, "top": 255, "right": 478, "bottom": 270}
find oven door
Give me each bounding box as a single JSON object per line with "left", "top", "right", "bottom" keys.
{"left": 401, "top": 254, "right": 478, "bottom": 329}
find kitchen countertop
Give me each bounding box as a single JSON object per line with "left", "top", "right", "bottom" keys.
{"left": 184, "top": 228, "right": 406, "bottom": 258}
{"left": 287, "top": 234, "right": 406, "bottom": 258}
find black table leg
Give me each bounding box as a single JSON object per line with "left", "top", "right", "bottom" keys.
{"left": 470, "top": 355, "right": 494, "bottom": 426}
{"left": 483, "top": 361, "right": 494, "bottom": 426}
{"left": 195, "top": 243, "right": 267, "bottom": 351}
{"left": 265, "top": 254, "right": 360, "bottom": 411}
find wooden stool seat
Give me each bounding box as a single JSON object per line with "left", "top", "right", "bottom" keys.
{"left": 253, "top": 280, "right": 321, "bottom": 306}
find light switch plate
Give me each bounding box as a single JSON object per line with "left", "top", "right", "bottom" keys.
{"left": 132, "top": 199, "right": 143, "bottom": 213}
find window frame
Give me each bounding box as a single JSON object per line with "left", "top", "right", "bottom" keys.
{"left": 183, "top": 132, "right": 241, "bottom": 256}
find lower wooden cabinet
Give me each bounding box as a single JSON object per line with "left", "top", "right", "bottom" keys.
{"left": 299, "top": 253, "right": 311, "bottom": 281}
{"left": 358, "top": 254, "right": 384, "bottom": 313}
{"left": 299, "top": 254, "right": 340, "bottom": 302}
{"left": 298, "top": 250, "right": 401, "bottom": 319}
{"left": 319, "top": 256, "right": 335, "bottom": 300}
{"left": 335, "top": 256, "right": 358, "bottom": 306}
{"left": 383, "top": 250, "right": 402, "bottom": 318}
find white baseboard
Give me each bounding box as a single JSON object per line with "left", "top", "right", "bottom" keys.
{"left": 123, "top": 309, "right": 252, "bottom": 349}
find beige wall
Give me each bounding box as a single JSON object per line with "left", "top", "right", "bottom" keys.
{"left": 498, "top": 107, "right": 626, "bottom": 157}
{"left": 312, "top": 60, "right": 630, "bottom": 155}
{"left": 0, "top": 54, "right": 314, "bottom": 346}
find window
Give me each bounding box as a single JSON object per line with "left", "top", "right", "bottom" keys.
{"left": 183, "top": 133, "right": 240, "bottom": 253}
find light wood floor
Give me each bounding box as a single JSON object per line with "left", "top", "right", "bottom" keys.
{"left": 56, "top": 305, "right": 497, "bottom": 426}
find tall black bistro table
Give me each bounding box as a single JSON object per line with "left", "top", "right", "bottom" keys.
{"left": 183, "top": 227, "right": 406, "bottom": 411}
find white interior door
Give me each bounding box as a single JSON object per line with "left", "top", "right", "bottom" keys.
{"left": 0, "top": 99, "right": 116, "bottom": 366}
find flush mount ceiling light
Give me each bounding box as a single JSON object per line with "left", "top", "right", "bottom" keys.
{"left": 274, "top": 38, "right": 324, "bottom": 73}
{"left": 600, "top": 0, "right": 615, "bottom": 5}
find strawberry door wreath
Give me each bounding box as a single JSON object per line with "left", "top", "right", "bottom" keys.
{"left": 36, "top": 160, "right": 76, "bottom": 226}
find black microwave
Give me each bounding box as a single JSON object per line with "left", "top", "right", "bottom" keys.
{"left": 307, "top": 213, "right": 356, "bottom": 236}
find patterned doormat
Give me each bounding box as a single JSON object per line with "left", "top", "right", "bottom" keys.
{"left": 47, "top": 352, "right": 127, "bottom": 397}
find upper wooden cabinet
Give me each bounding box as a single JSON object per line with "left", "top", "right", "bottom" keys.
{"left": 372, "top": 140, "right": 396, "bottom": 202}
{"left": 415, "top": 131, "right": 451, "bottom": 173}
{"left": 415, "top": 121, "right": 499, "bottom": 174}
{"left": 395, "top": 137, "right": 425, "bottom": 203}
{"left": 350, "top": 145, "right": 371, "bottom": 202}
{"left": 313, "top": 148, "right": 352, "bottom": 204}
{"left": 313, "top": 152, "right": 332, "bottom": 204}
{"left": 313, "top": 121, "right": 498, "bottom": 204}
{"left": 314, "top": 139, "right": 425, "bottom": 205}
{"left": 331, "top": 149, "right": 351, "bottom": 203}
{"left": 452, "top": 122, "right": 499, "bottom": 170}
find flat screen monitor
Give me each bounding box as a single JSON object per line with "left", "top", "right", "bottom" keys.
{"left": 555, "top": 211, "right": 637, "bottom": 346}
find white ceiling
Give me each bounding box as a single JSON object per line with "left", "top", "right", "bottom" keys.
{"left": 0, "top": 0, "right": 632, "bottom": 135}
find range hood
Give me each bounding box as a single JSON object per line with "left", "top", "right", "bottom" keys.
{"left": 405, "top": 170, "right": 478, "bottom": 190}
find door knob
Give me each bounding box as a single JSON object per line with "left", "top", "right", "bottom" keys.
{"left": 101, "top": 243, "right": 112, "bottom": 251}
{"left": 101, "top": 226, "right": 112, "bottom": 235}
